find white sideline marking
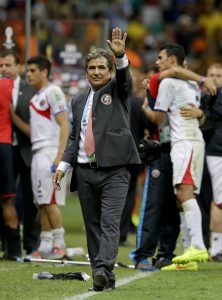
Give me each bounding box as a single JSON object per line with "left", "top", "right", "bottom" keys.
{"left": 65, "top": 271, "right": 155, "bottom": 300}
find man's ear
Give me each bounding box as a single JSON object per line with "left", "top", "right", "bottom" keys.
{"left": 42, "top": 68, "right": 48, "bottom": 78}
{"left": 169, "top": 55, "right": 176, "bottom": 64}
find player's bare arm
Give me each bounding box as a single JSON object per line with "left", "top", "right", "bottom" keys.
{"left": 159, "top": 67, "right": 217, "bottom": 96}
{"left": 141, "top": 97, "right": 166, "bottom": 125}
{"left": 180, "top": 103, "right": 205, "bottom": 125}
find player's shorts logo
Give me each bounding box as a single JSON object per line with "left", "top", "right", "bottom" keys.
{"left": 101, "top": 94, "right": 112, "bottom": 105}
{"left": 39, "top": 99, "right": 46, "bottom": 107}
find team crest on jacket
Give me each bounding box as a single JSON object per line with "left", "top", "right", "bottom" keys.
{"left": 101, "top": 94, "right": 112, "bottom": 105}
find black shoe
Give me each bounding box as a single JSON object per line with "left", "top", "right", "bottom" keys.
{"left": 154, "top": 258, "right": 172, "bottom": 269}
{"left": 3, "top": 254, "right": 22, "bottom": 262}
{"left": 106, "top": 280, "right": 115, "bottom": 289}
{"left": 94, "top": 274, "right": 108, "bottom": 291}
{"left": 211, "top": 253, "right": 222, "bottom": 262}
{"left": 88, "top": 275, "right": 115, "bottom": 292}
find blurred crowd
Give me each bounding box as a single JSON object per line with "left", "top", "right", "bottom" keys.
{"left": 0, "top": 0, "right": 222, "bottom": 73}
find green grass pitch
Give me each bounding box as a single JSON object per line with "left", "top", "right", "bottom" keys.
{"left": 0, "top": 192, "right": 221, "bottom": 300}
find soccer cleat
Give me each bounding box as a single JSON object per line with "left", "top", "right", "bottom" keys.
{"left": 28, "top": 250, "right": 43, "bottom": 259}
{"left": 26, "top": 250, "right": 53, "bottom": 260}
{"left": 161, "top": 261, "right": 198, "bottom": 271}
{"left": 172, "top": 246, "right": 209, "bottom": 264}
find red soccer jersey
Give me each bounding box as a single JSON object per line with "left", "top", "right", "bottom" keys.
{"left": 149, "top": 72, "right": 160, "bottom": 99}
{"left": 0, "top": 78, "right": 13, "bottom": 143}
{"left": 149, "top": 72, "right": 160, "bottom": 141}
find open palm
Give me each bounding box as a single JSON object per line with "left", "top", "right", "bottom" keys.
{"left": 107, "top": 27, "right": 127, "bottom": 57}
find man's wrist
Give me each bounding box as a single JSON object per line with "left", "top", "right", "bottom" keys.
{"left": 57, "top": 161, "right": 71, "bottom": 174}
{"left": 115, "top": 54, "right": 128, "bottom": 69}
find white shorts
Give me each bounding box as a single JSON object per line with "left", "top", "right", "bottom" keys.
{"left": 170, "top": 140, "right": 204, "bottom": 194}
{"left": 31, "top": 147, "right": 67, "bottom": 205}
{"left": 206, "top": 155, "right": 222, "bottom": 205}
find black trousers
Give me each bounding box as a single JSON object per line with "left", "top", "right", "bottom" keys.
{"left": 197, "top": 156, "right": 212, "bottom": 249}
{"left": 76, "top": 164, "right": 130, "bottom": 281}
{"left": 130, "top": 152, "right": 180, "bottom": 263}
{"left": 13, "top": 146, "right": 40, "bottom": 253}
{"left": 120, "top": 164, "right": 143, "bottom": 242}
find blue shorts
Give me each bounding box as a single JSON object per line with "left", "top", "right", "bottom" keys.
{"left": 0, "top": 143, "right": 16, "bottom": 199}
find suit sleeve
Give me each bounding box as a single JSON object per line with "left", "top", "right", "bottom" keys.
{"left": 115, "top": 65, "right": 133, "bottom": 102}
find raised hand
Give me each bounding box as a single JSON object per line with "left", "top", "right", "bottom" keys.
{"left": 107, "top": 27, "right": 127, "bottom": 57}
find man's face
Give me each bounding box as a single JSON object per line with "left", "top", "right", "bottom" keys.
{"left": 0, "top": 54, "right": 20, "bottom": 79}
{"left": 27, "top": 63, "right": 44, "bottom": 89}
{"left": 86, "top": 56, "right": 111, "bottom": 91}
{"left": 207, "top": 66, "right": 222, "bottom": 88}
{"left": 155, "top": 49, "right": 172, "bottom": 71}
{"left": 0, "top": 57, "right": 3, "bottom": 77}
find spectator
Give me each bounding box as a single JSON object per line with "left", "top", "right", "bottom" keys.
{"left": 201, "top": 63, "right": 222, "bottom": 262}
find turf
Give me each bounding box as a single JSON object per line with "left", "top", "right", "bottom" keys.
{"left": 0, "top": 192, "right": 221, "bottom": 300}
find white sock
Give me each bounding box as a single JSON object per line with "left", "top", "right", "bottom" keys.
{"left": 210, "top": 232, "right": 222, "bottom": 257}
{"left": 179, "top": 212, "right": 191, "bottom": 252}
{"left": 182, "top": 199, "right": 205, "bottom": 250}
{"left": 38, "top": 231, "right": 53, "bottom": 253}
{"left": 52, "top": 227, "right": 65, "bottom": 248}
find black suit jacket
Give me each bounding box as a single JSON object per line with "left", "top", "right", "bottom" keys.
{"left": 62, "top": 65, "right": 141, "bottom": 191}
{"left": 14, "top": 78, "right": 36, "bottom": 167}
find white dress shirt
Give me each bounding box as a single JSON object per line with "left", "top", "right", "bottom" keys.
{"left": 57, "top": 54, "right": 128, "bottom": 174}
{"left": 12, "top": 76, "right": 20, "bottom": 146}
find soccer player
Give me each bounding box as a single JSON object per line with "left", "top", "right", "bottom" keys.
{"left": 142, "top": 43, "right": 209, "bottom": 264}
{"left": 13, "top": 56, "right": 69, "bottom": 259}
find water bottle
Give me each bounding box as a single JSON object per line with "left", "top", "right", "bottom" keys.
{"left": 33, "top": 272, "right": 53, "bottom": 280}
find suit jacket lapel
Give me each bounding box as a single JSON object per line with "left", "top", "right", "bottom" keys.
{"left": 76, "top": 87, "right": 90, "bottom": 124}
{"left": 91, "top": 78, "right": 112, "bottom": 113}
{"left": 15, "top": 80, "right": 25, "bottom": 113}
{"left": 92, "top": 90, "right": 101, "bottom": 113}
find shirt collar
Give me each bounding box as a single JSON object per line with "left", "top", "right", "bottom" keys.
{"left": 13, "top": 76, "right": 20, "bottom": 88}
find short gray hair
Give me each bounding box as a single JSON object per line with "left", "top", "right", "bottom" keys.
{"left": 85, "top": 48, "right": 114, "bottom": 71}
